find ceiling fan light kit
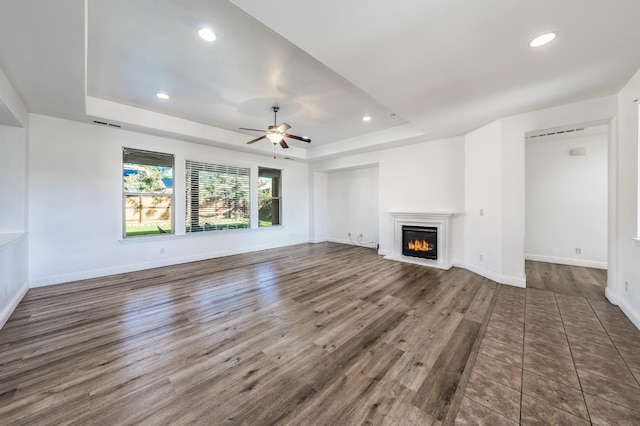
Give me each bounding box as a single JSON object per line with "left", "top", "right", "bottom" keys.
{"left": 240, "top": 106, "right": 311, "bottom": 157}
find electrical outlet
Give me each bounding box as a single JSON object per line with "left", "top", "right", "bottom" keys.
{"left": 625, "top": 281, "right": 629, "bottom": 291}
{"left": 480, "top": 208, "right": 484, "bottom": 216}
{"left": 575, "top": 248, "right": 582, "bottom": 254}
{"left": 479, "top": 254, "right": 483, "bottom": 261}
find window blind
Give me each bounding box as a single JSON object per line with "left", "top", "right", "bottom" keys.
{"left": 185, "top": 160, "right": 251, "bottom": 232}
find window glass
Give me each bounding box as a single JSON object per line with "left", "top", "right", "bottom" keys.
{"left": 123, "top": 148, "right": 174, "bottom": 237}
{"left": 258, "top": 167, "right": 281, "bottom": 226}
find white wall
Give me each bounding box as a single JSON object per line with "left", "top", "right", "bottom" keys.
{"left": 0, "top": 126, "right": 29, "bottom": 328}
{"left": 525, "top": 131, "right": 608, "bottom": 268}
{"left": 0, "top": 67, "right": 29, "bottom": 329}
{"left": 610, "top": 67, "right": 640, "bottom": 328}
{"left": 498, "top": 96, "right": 617, "bottom": 287}
{"left": 327, "top": 166, "right": 379, "bottom": 246}
{"left": 464, "top": 121, "right": 503, "bottom": 282}
{"left": 0, "top": 125, "right": 26, "bottom": 232}
{"left": 313, "top": 136, "right": 466, "bottom": 264}
{"left": 309, "top": 171, "right": 328, "bottom": 243}
{"left": 461, "top": 97, "right": 616, "bottom": 287}
{"left": 28, "top": 114, "right": 310, "bottom": 286}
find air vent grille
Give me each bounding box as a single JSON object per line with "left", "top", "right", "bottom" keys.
{"left": 527, "top": 127, "right": 586, "bottom": 140}
{"left": 93, "top": 120, "right": 122, "bottom": 128}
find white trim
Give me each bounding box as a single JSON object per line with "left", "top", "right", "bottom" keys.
{"left": 618, "top": 297, "right": 640, "bottom": 331}
{"left": 450, "top": 261, "right": 526, "bottom": 287}
{"left": 384, "top": 254, "right": 452, "bottom": 270}
{"left": 385, "top": 212, "right": 454, "bottom": 270}
{"left": 378, "top": 248, "right": 392, "bottom": 257}
{"left": 500, "top": 274, "right": 527, "bottom": 288}
{"left": 525, "top": 253, "right": 607, "bottom": 269}
{"left": 328, "top": 237, "right": 354, "bottom": 246}
{"left": 0, "top": 280, "right": 29, "bottom": 330}
{"left": 29, "top": 238, "right": 308, "bottom": 287}
{"left": 0, "top": 233, "right": 26, "bottom": 251}
{"left": 605, "top": 286, "right": 619, "bottom": 305}
{"left": 464, "top": 263, "right": 502, "bottom": 284}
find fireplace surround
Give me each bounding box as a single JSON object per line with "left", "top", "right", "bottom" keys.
{"left": 385, "top": 212, "right": 453, "bottom": 270}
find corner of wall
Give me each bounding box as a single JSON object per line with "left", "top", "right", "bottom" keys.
{"left": 0, "top": 279, "right": 29, "bottom": 330}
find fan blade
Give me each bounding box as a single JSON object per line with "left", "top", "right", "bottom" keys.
{"left": 246, "top": 135, "right": 266, "bottom": 144}
{"left": 279, "top": 140, "right": 289, "bottom": 149}
{"left": 239, "top": 127, "right": 266, "bottom": 132}
{"left": 277, "top": 122, "right": 291, "bottom": 133}
{"left": 284, "top": 133, "right": 311, "bottom": 143}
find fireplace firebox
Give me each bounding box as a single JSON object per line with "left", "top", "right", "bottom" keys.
{"left": 402, "top": 226, "right": 437, "bottom": 260}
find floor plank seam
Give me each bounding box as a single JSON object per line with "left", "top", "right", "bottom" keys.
{"left": 554, "top": 290, "right": 593, "bottom": 426}
{"left": 441, "top": 280, "right": 500, "bottom": 426}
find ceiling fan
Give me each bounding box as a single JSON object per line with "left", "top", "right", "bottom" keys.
{"left": 240, "top": 106, "right": 311, "bottom": 150}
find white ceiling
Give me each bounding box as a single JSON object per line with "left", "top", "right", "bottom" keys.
{"left": 0, "top": 0, "right": 639, "bottom": 160}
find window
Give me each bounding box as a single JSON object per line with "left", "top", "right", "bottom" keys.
{"left": 258, "top": 167, "right": 281, "bottom": 226}
{"left": 123, "top": 148, "right": 174, "bottom": 237}
{"left": 186, "top": 160, "right": 250, "bottom": 232}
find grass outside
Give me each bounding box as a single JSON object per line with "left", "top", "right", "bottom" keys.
{"left": 126, "top": 219, "right": 272, "bottom": 237}
{"left": 125, "top": 223, "right": 171, "bottom": 237}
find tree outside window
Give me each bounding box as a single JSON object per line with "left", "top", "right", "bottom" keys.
{"left": 123, "top": 148, "right": 174, "bottom": 237}
{"left": 186, "top": 161, "right": 250, "bottom": 232}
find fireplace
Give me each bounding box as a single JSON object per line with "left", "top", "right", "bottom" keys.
{"left": 402, "top": 226, "right": 437, "bottom": 260}
{"left": 385, "top": 212, "right": 452, "bottom": 270}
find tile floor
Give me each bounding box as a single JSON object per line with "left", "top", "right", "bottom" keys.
{"left": 454, "top": 283, "right": 640, "bottom": 425}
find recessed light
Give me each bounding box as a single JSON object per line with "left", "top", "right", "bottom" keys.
{"left": 529, "top": 32, "right": 556, "bottom": 48}
{"left": 198, "top": 28, "right": 216, "bottom": 42}
{"left": 362, "top": 115, "right": 372, "bottom": 122}
{"left": 156, "top": 92, "right": 170, "bottom": 100}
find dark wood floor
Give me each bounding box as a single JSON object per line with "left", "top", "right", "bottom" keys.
{"left": 2, "top": 247, "right": 638, "bottom": 425}
{"left": 525, "top": 260, "right": 607, "bottom": 300}
{"left": 0, "top": 243, "right": 498, "bottom": 425}
{"left": 455, "top": 260, "right": 640, "bottom": 425}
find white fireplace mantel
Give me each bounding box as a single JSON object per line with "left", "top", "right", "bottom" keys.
{"left": 385, "top": 212, "right": 454, "bottom": 270}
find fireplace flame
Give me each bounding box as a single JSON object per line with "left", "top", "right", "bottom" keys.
{"left": 408, "top": 239, "right": 431, "bottom": 251}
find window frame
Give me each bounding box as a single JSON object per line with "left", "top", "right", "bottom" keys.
{"left": 258, "top": 167, "right": 282, "bottom": 227}
{"left": 122, "top": 147, "right": 175, "bottom": 239}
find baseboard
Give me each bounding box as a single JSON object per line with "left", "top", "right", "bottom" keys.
{"left": 29, "top": 238, "right": 309, "bottom": 288}
{"left": 605, "top": 286, "right": 619, "bottom": 305}
{"left": 605, "top": 286, "right": 640, "bottom": 331}
{"left": 500, "top": 274, "right": 527, "bottom": 288}
{"left": 328, "top": 237, "right": 353, "bottom": 245}
{"left": 328, "top": 238, "right": 378, "bottom": 249}
{"left": 458, "top": 263, "right": 526, "bottom": 288}
{"left": 618, "top": 297, "right": 640, "bottom": 331}
{"left": 525, "top": 254, "right": 607, "bottom": 270}
{"left": 0, "top": 280, "right": 29, "bottom": 330}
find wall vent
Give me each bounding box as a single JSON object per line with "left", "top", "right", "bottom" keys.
{"left": 93, "top": 120, "right": 122, "bottom": 128}
{"left": 526, "top": 127, "right": 586, "bottom": 140}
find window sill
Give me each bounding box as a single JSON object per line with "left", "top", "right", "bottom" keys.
{"left": 118, "top": 225, "right": 285, "bottom": 243}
